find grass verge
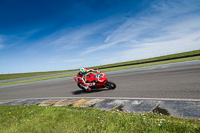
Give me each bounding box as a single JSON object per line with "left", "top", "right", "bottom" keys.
{"left": 0, "top": 105, "right": 199, "bottom": 133}
{"left": 0, "top": 55, "right": 200, "bottom": 86}
{"left": 0, "top": 70, "right": 78, "bottom": 81}
{"left": 0, "top": 73, "right": 76, "bottom": 86}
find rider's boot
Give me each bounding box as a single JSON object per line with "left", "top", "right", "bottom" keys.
{"left": 87, "top": 87, "right": 91, "bottom": 92}
{"left": 86, "top": 83, "right": 95, "bottom": 92}
{"left": 87, "top": 83, "right": 95, "bottom": 92}
{"left": 82, "top": 85, "right": 91, "bottom": 92}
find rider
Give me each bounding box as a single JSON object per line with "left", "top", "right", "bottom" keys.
{"left": 77, "top": 67, "right": 99, "bottom": 92}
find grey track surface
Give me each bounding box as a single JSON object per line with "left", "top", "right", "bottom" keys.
{"left": 0, "top": 60, "right": 200, "bottom": 100}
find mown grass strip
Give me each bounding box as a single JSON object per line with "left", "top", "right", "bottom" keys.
{"left": 0, "top": 105, "right": 199, "bottom": 133}
{"left": 0, "top": 73, "right": 76, "bottom": 86}
{"left": 0, "top": 69, "right": 78, "bottom": 81}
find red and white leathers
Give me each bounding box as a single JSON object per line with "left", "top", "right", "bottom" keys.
{"left": 77, "top": 69, "right": 98, "bottom": 91}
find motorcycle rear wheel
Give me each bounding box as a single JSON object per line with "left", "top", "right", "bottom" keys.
{"left": 105, "top": 81, "right": 116, "bottom": 89}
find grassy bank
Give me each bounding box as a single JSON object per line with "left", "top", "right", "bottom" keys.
{"left": 0, "top": 69, "right": 77, "bottom": 81}
{"left": 0, "top": 73, "right": 76, "bottom": 86}
{"left": 0, "top": 105, "right": 199, "bottom": 133}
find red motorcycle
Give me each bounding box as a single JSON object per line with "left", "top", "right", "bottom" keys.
{"left": 74, "top": 72, "right": 116, "bottom": 92}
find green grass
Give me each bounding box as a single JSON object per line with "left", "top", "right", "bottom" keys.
{"left": 0, "top": 105, "right": 199, "bottom": 133}
{"left": 0, "top": 69, "right": 78, "bottom": 81}
{"left": 0, "top": 73, "right": 76, "bottom": 86}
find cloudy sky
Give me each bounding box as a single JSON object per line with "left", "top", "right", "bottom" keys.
{"left": 0, "top": 0, "right": 200, "bottom": 74}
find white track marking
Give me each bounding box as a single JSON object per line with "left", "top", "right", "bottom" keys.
{"left": 4, "top": 97, "right": 200, "bottom": 102}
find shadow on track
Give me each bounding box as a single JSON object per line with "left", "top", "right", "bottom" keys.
{"left": 72, "top": 88, "right": 111, "bottom": 95}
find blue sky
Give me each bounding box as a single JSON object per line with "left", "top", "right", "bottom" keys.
{"left": 0, "top": 0, "right": 200, "bottom": 74}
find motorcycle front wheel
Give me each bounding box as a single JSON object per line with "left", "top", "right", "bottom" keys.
{"left": 105, "top": 81, "right": 116, "bottom": 89}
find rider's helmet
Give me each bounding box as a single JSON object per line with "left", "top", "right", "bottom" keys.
{"left": 80, "top": 67, "right": 87, "bottom": 74}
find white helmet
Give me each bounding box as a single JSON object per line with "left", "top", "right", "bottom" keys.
{"left": 80, "top": 67, "right": 86, "bottom": 73}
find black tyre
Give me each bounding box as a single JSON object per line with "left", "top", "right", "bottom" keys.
{"left": 106, "top": 81, "right": 116, "bottom": 89}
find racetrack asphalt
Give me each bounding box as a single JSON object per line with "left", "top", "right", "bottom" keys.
{"left": 0, "top": 60, "right": 200, "bottom": 101}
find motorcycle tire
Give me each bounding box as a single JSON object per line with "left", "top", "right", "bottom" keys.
{"left": 106, "top": 81, "right": 116, "bottom": 89}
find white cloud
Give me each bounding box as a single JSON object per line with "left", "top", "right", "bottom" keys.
{"left": 81, "top": 42, "right": 116, "bottom": 55}
{"left": 118, "top": 33, "right": 200, "bottom": 61}
{"left": 50, "top": 29, "right": 92, "bottom": 51}
{"left": 151, "top": 0, "right": 200, "bottom": 15}
{"left": 0, "top": 44, "right": 4, "bottom": 50}
{"left": 63, "top": 59, "right": 83, "bottom": 63}
{"left": 48, "top": 16, "right": 125, "bottom": 52}
{"left": 81, "top": 0, "right": 200, "bottom": 59}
